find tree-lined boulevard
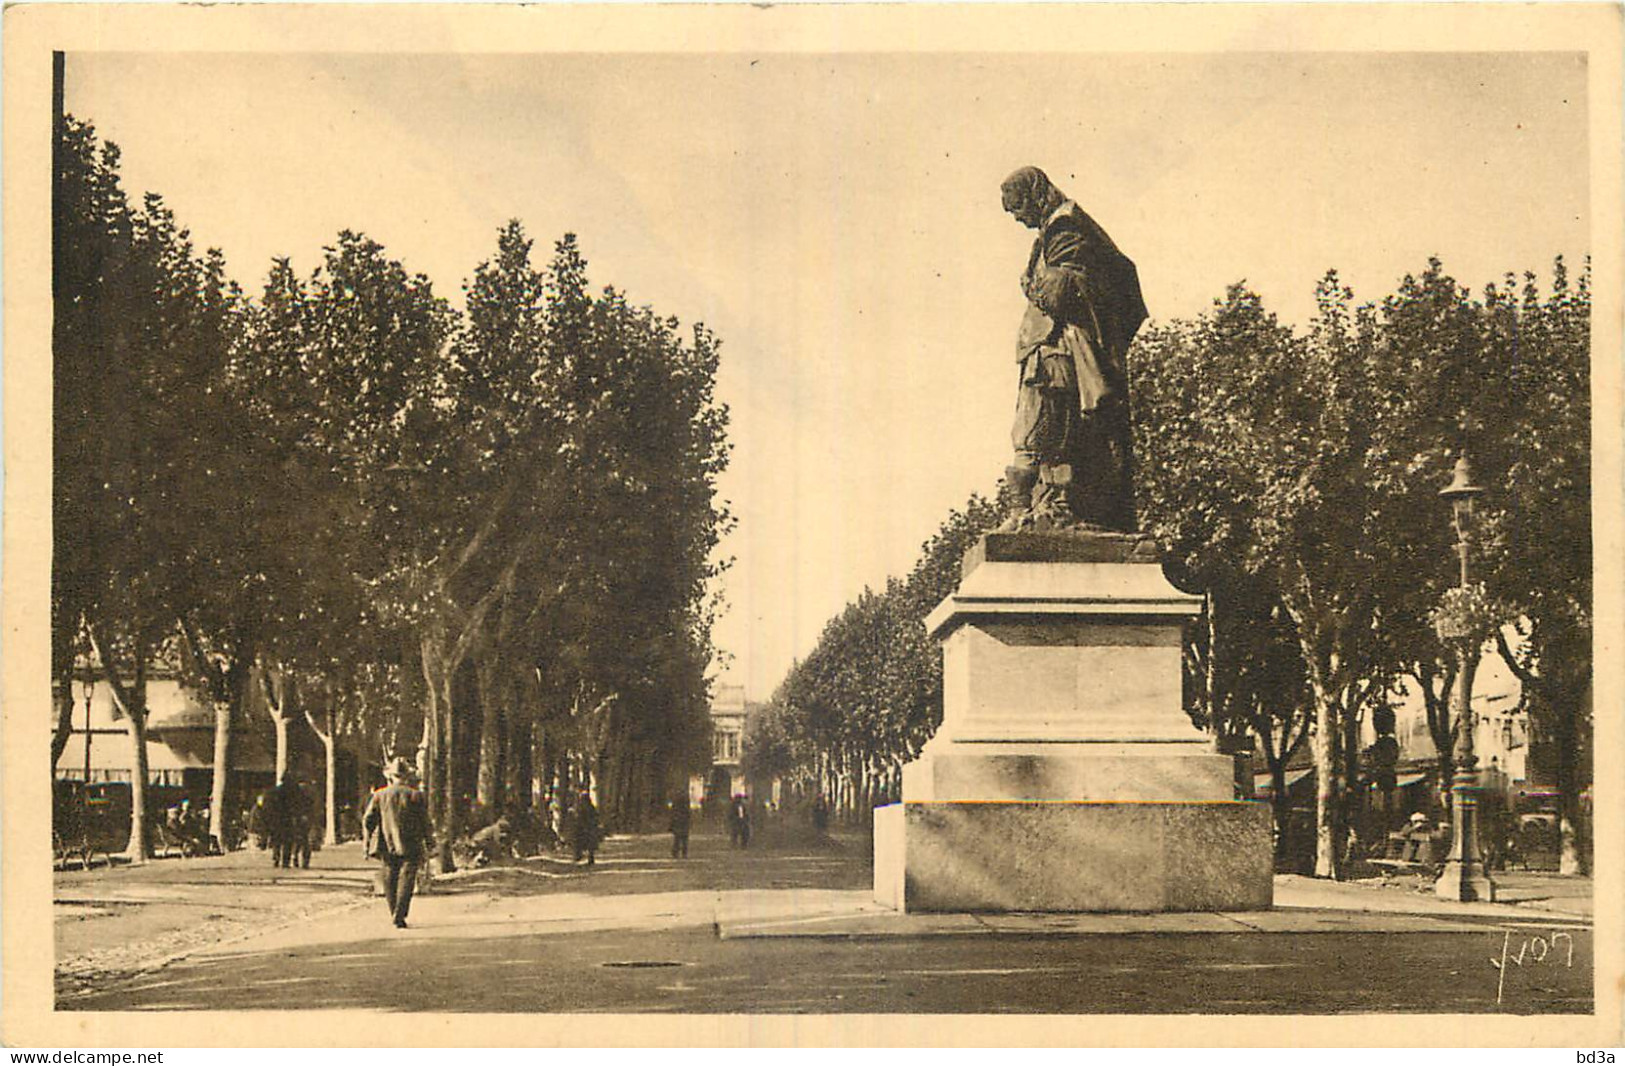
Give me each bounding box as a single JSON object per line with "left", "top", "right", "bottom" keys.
{"left": 43, "top": 39, "right": 1600, "bottom": 1024}
{"left": 749, "top": 263, "right": 1592, "bottom": 881}
{"left": 55, "top": 111, "right": 732, "bottom": 866}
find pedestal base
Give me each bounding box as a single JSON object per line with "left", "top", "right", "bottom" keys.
{"left": 902, "top": 742, "right": 1242, "bottom": 801}
{"left": 1434, "top": 859, "right": 1497, "bottom": 902}
{"left": 876, "top": 531, "right": 1273, "bottom": 915}
{"left": 874, "top": 800, "right": 1274, "bottom": 913}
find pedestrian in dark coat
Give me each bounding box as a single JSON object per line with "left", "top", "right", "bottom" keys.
{"left": 668, "top": 793, "right": 691, "bottom": 859}
{"left": 728, "top": 794, "right": 751, "bottom": 849}
{"left": 291, "top": 780, "right": 314, "bottom": 868}
{"left": 247, "top": 794, "right": 271, "bottom": 850}
{"left": 363, "top": 757, "right": 430, "bottom": 929}
{"left": 571, "top": 790, "right": 599, "bottom": 867}
{"left": 269, "top": 775, "right": 308, "bottom": 868}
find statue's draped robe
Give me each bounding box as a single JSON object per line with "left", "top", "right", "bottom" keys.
{"left": 1012, "top": 200, "right": 1148, "bottom": 531}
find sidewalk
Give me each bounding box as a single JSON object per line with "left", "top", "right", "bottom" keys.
{"left": 714, "top": 872, "right": 1592, "bottom": 940}
{"left": 1336, "top": 867, "right": 1595, "bottom": 918}
{"left": 54, "top": 840, "right": 375, "bottom": 997}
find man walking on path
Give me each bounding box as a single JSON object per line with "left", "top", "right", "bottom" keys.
{"left": 571, "top": 790, "right": 600, "bottom": 867}
{"left": 291, "top": 779, "right": 314, "bottom": 868}
{"left": 729, "top": 794, "right": 751, "bottom": 849}
{"left": 362, "top": 757, "right": 429, "bottom": 929}
{"left": 268, "top": 775, "right": 309, "bottom": 869}
{"left": 668, "top": 792, "right": 691, "bottom": 859}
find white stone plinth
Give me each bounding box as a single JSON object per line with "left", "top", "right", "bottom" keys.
{"left": 873, "top": 800, "right": 1275, "bottom": 913}
{"left": 875, "top": 532, "right": 1274, "bottom": 913}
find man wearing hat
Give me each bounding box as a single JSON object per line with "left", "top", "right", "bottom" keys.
{"left": 363, "top": 757, "right": 430, "bottom": 929}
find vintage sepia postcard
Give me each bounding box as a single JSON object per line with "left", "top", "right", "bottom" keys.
{"left": 3, "top": 2, "right": 1622, "bottom": 1050}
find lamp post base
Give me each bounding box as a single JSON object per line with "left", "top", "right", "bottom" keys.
{"left": 1434, "top": 857, "right": 1496, "bottom": 902}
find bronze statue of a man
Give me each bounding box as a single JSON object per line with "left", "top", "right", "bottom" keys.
{"left": 1000, "top": 166, "right": 1147, "bottom": 533}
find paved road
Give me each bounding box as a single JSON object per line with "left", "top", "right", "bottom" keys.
{"left": 59, "top": 827, "right": 1593, "bottom": 1014}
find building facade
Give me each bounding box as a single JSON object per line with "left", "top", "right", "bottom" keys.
{"left": 700, "top": 683, "right": 747, "bottom": 807}
{"left": 51, "top": 665, "right": 361, "bottom": 850}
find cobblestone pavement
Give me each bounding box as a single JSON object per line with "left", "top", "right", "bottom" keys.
{"left": 54, "top": 841, "right": 377, "bottom": 998}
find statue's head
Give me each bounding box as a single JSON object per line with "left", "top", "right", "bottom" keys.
{"left": 1001, "top": 166, "right": 1064, "bottom": 230}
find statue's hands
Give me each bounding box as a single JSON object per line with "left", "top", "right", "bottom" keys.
{"left": 1027, "top": 264, "right": 1085, "bottom": 317}
{"left": 1027, "top": 269, "right": 1067, "bottom": 316}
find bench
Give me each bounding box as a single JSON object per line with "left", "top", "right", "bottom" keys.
{"left": 153, "top": 821, "right": 207, "bottom": 859}
{"left": 54, "top": 829, "right": 115, "bottom": 870}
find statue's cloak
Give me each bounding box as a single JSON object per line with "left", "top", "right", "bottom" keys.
{"left": 1015, "top": 200, "right": 1148, "bottom": 412}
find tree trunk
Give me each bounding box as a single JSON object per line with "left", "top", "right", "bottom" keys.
{"left": 475, "top": 656, "right": 507, "bottom": 815}
{"left": 1310, "top": 679, "right": 1338, "bottom": 880}
{"left": 415, "top": 703, "right": 432, "bottom": 800}
{"left": 260, "top": 666, "right": 298, "bottom": 783}
{"left": 1205, "top": 590, "right": 1220, "bottom": 730}
{"left": 1497, "top": 633, "right": 1589, "bottom": 877}
{"left": 301, "top": 684, "right": 341, "bottom": 848}
{"left": 1269, "top": 758, "right": 1290, "bottom": 858}
{"left": 89, "top": 625, "right": 150, "bottom": 863}
{"left": 399, "top": 633, "right": 426, "bottom": 782}
{"left": 551, "top": 750, "right": 569, "bottom": 835}
{"left": 1340, "top": 704, "right": 1362, "bottom": 858}
{"left": 126, "top": 696, "right": 151, "bottom": 863}
{"left": 1420, "top": 662, "right": 1457, "bottom": 814}
{"left": 321, "top": 729, "right": 338, "bottom": 846}
{"left": 539, "top": 730, "right": 556, "bottom": 828}
{"left": 450, "top": 655, "right": 483, "bottom": 844}
{"left": 509, "top": 715, "right": 534, "bottom": 811}
{"left": 52, "top": 609, "right": 83, "bottom": 770}
{"left": 419, "top": 635, "right": 455, "bottom": 871}
{"left": 1556, "top": 697, "right": 1584, "bottom": 875}
{"left": 52, "top": 662, "right": 76, "bottom": 771}
{"left": 209, "top": 695, "right": 233, "bottom": 851}
{"left": 273, "top": 715, "right": 290, "bottom": 781}
{"left": 117, "top": 652, "right": 150, "bottom": 862}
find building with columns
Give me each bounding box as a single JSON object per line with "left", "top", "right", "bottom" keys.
{"left": 697, "top": 683, "right": 747, "bottom": 807}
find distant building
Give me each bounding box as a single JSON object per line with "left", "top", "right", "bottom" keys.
{"left": 1384, "top": 646, "right": 1533, "bottom": 808}
{"left": 700, "top": 683, "right": 747, "bottom": 806}
{"left": 1255, "top": 642, "right": 1539, "bottom": 828}
{"left": 53, "top": 667, "right": 278, "bottom": 792}
{"left": 51, "top": 664, "right": 357, "bottom": 817}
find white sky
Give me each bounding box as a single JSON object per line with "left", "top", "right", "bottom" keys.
{"left": 66, "top": 51, "right": 1589, "bottom": 701}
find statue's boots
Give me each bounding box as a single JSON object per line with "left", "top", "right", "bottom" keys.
{"left": 1031, "top": 462, "right": 1075, "bottom": 529}
{"left": 996, "top": 465, "right": 1040, "bottom": 531}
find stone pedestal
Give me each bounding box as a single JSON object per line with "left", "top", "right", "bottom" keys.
{"left": 873, "top": 531, "right": 1274, "bottom": 913}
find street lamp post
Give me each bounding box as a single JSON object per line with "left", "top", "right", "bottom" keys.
{"left": 1434, "top": 454, "right": 1496, "bottom": 902}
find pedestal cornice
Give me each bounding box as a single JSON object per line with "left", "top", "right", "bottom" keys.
{"left": 927, "top": 532, "right": 1201, "bottom": 640}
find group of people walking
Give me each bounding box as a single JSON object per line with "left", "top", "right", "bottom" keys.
{"left": 666, "top": 792, "right": 756, "bottom": 855}
{"left": 248, "top": 775, "right": 316, "bottom": 869}
{"left": 358, "top": 760, "right": 609, "bottom": 929}
{"left": 355, "top": 765, "right": 826, "bottom": 930}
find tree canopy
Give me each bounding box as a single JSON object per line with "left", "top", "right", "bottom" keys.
{"left": 751, "top": 257, "right": 1592, "bottom": 874}
{"left": 53, "top": 116, "right": 734, "bottom": 860}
